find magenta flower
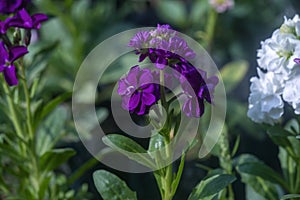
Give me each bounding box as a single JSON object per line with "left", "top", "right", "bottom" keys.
{"left": 0, "top": 0, "right": 29, "bottom": 14}
{"left": 6, "top": 8, "right": 48, "bottom": 30}
{"left": 118, "top": 66, "right": 160, "bottom": 115}
{"left": 0, "top": 42, "right": 28, "bottom": 86}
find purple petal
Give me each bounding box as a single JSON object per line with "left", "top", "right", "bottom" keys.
{"left": 9, "top": 46, "right": 28, "bottom": 62}
{"left": 0, "top": 20, "right": 9, "bottom": 34}
{"left": 0, "top": 42, "right": 9, "bottom": 66}
{"left": 0, "top": 0, "right": 23, "bottom": 14}
{"left": 7, "top": 8, "right": 33, "bottom": 29}
{"left": 32, "top": 13, "right": 48, "bottom": 29}
{"left": 142, "top": 93, "right": 156, "bottom": 106}
{"left": 294, "top": 58, "right": 300, "bottom": 65}
{"left": 4, "top": 65, "right": 18, "bottom": 86}
{"left": 126, "top": 66, "right": 139, "bottom": 86}
{"left": 139, "top": 69, "right": 153, "bottom": 84}
{"left": 129, "top": 92, "right": 141, "bottom": 110}
{"left": 136, "top": 102, "right": 146, "bottom": 115}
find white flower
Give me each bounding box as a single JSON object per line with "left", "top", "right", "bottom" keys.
{"left": 281, "top": 15, "right": 300, "bottom": 36}
{"left": 248, "top": 14, "right": 300, "bottom": 125}
{"left": 247, "top": 69, "right": 284, "bottom": 125}
{"left": 283, "top": 69, "right": 300, "bottom": 114}
{"left": 257, "top": 30, "right": 300, "bottom": 79}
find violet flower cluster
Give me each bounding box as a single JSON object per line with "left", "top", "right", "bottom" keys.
{"left": 248, "top": 15, "right": 300, "bottom": 125}
{"left": 118, "top": 25, "right": 218, "bottom": 118}
{"left": 0, "top": 0, "right": 47, "bottom": 86}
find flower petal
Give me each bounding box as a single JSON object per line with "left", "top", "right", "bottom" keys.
{"left": 142, "top": 93, "right": 156, "bottom": 106}
{"left": 32, "top": 13, "right": 48, "bottom": 29}
{"left": 9, "top": 46, "right": 28, "bottom": 62}
{"left": 0, "top": 41, "right": 9, "bottom": 66}
{"left": 4, "top": 65, "right": 18, "bottom": 86}
{"left": 129, "top": 92, "right": 141, "bottom": 110}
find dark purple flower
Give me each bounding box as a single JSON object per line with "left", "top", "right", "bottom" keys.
{"left": 0, "top": 0, "right": 29, "bottom": 14}
{"left": 118, "top": 66, "right": 160, "bottom": 115}
{"left": 0, "top": 42, "right": 28, "bottom": 86}
{"left": 6, "top": 8, "right": 48, "bottom": 30}
{"left": 294, "top": 58, "right": 300, "bottom": 64}
{"left": 181, "top": 67, "right": 218, "bottom": 117}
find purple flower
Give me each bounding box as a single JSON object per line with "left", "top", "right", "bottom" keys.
{"left": 118, "top": 66, "right": 160, "bottom": 115}
{"left": 0, "top": 0, "right": 29, "bottom": 14}
{"left": 0, "top": 42, "right": 28, "bottom": 86}
{"left": 181, "top": 67, "right": 218, "bottom": 117}
{"left": 128, "top": 24, "right": 196, "bottom": 69}
{"left": 128, "top": 31, "right": 150, "bottom": 49}
{"left": 6, "top": 8, "right": 48, "bottom": 30}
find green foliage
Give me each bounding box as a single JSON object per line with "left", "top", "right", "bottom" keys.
{"left": 40, "top": 148, "right": 76, "bottom": 172}
{"left": 93, "top": 170, "right": 137, "bottom": 200}
{"left": 188, "top": 174, "right": 236, "bottom": 200}
{"left": 102, "top": 134, "right": 156, "bottom": 169}
{"left": 156, "top": 0, "right": 187, "bottom": 27}
{"left": 235, "top": 154, "right": 280, "bottom": 200}
{"left": 220, "top": 60, "right": 249, "bottom": 93}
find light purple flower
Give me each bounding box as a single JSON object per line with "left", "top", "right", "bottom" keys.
{"left": 118, "top": 66, "right": 160, "bottom": 115}
{"left": 0, "top": 42, "right": 28, "bottom": 86}
{"left": 209, "top": 0, "right": 234, "bottom": 13}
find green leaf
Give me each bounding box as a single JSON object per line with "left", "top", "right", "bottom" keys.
{"left": 231, "top": 135, "right": 240, "bottom": 157}
{"left": 102, "top": 134, "right": 155, "bottom": 169}
{"left": 267, "top": 126, "right": 299, "bottom": 159}
{"left": 40, "top": 148, "right": 76, "bottom": 172}
{"left": 156, "top": 0, "right": 187, "bottom": 26}
{"left": 93, "top": 170, "right": 137, "bottom": 200}
{"left": 238, "top": 162, "right": 288, "bottom": 190}
{"left": 188, "top": 174, "right": 236, "bottom": 200}
{"left": 36, "top": 106, "right": 68, "bottom": 155}
{"left": 41, "top": 92, "right": 72, "bottom": 118}
{"left": 171, "top": 153, "right": 185, "bottom": 197}
{"left": 220, "top": 60, "right": 249, "bottom": 93}
{"left": 280, "top": 194, "right": 300, "bottom": 200}
{"left": 235, "top": 154, "right": 280, "bottom": 200}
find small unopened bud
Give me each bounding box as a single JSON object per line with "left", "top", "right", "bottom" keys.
{"left": 24, "top": 29, "right": 32, "bottom": 46}
{"left": 13, "top": 28, "right": 21, "bottom": 45}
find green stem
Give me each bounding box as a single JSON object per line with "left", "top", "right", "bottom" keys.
{"left": 205, "top": 8, "right": 218, "bottom": 51}
{"left": 18, "top": 62, "right": 34, "bottom": 140}
{"left": 160, "top": 70, "right": 167, "bottom": 110}
{"left": 162, "top": 136, "right": 173, "bottom": 200}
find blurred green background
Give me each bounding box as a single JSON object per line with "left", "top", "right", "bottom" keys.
{"left": 28, "top": 0, "right": 300, "bottom": 199}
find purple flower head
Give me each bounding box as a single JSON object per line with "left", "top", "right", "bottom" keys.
{"left": 181, "top": 67, "right": 219, "bottom": 117}
{"left": 0, "top": 0, "right": 29, "bottom": 14}
{"left": 0, "top": 42, "right": 28, "bottom": 86}
{"left": 128, "top": 31, "right": 150, "bottom": 49}
{"left": 118, "top": 66, "right": 160, "bottom": 115}
{"left": 6, "top": 8, "right": 48, "bottom": 30}
{"left": 128, "top": 24, "right": 196, "bottom": 70}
